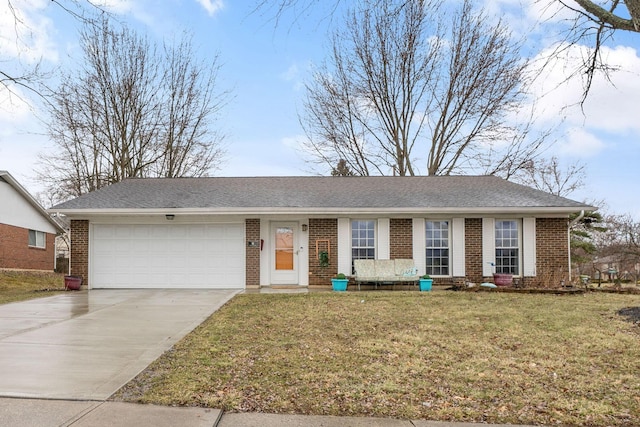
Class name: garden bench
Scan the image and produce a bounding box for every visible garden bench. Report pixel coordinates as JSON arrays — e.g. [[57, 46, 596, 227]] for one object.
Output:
[[353, 259, 419, 290]]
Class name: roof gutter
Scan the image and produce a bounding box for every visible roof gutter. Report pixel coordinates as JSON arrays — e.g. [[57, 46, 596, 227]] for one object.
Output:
[[49, 206, 594, 218]]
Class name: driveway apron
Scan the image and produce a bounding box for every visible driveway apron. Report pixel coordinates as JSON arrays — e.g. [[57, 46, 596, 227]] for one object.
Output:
[[0, 289, 238, 400]]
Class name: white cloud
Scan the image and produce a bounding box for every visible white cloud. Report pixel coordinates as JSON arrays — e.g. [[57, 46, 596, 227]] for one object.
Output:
[[196, 0, 224, 17], [279, 62, 307, 91], [0, 0, 58, 64], [93, 0, 134, 14], [530, 43, 640, 134], [0, 85, 31, 123], [280, 134, 306, 149], [558, 127, 605, 158]]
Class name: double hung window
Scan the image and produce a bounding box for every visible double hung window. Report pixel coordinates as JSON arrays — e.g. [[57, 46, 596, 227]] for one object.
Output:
[[495, 220, 519, 275], [426, 220, 449, 276], [28, 230, 46, 248], [351, 220, 375, 271]]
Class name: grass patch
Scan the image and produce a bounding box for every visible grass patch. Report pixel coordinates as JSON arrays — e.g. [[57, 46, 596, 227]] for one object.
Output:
[[0, 270, 66, 304], [115, 292, 640, 426]]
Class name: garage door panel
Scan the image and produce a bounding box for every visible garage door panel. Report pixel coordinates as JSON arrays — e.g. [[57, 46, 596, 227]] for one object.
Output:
[[92, 223, 245, 289]]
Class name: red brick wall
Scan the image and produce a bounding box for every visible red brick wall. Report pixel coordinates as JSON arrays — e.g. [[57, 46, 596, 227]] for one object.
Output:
[[390, 218, 412, 259], [245, 219, 260, 288], [465, 218, 483, 284], [70, 220, 89, 285], [534, 217, 569, 287], [0, 223, 56, 270], [308, 218, 338, 286]]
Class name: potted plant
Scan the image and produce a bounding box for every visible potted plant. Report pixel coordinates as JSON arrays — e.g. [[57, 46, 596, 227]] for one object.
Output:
[[64, 275, 83, 291], [331, 273, 349, 291], [418, 274, 433, 292], [492, 273, 513, 287]]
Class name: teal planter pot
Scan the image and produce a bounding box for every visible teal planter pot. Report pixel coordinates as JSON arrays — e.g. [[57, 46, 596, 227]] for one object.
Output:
[[419, 278, 433, 292], [331, 278, 349, 292]]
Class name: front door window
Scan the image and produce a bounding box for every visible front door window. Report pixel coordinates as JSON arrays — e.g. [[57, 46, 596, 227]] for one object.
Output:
[[275, 226, 294, 270], [271, 222, 299, 285]]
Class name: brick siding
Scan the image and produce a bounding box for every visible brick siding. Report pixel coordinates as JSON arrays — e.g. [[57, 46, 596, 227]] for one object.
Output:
[[63, 215, 571, 289], [245, 219, 260, 288], [0, 223, 56, 270], [464, 218, 483, 284], [390, 218, 413, 259], [308, 218, 338, 286], [70, 220, 89, 285], [534, 217, 569, 287]]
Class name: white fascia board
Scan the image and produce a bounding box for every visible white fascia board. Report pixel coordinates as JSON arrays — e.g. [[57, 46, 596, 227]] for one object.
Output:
[[1, 171, 66, 233], [50, 206, 593, 218]]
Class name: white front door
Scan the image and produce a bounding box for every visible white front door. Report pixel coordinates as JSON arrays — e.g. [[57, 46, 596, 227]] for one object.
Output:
[[270, 222, 299, 285]]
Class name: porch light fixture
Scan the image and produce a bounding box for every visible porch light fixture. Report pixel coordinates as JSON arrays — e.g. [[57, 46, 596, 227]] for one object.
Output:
[[165, 214, 175, 220], [301, 224, 308, 231]]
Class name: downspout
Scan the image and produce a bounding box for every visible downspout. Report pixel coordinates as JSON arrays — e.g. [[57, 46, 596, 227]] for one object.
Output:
[[568, 210, 585, 283]]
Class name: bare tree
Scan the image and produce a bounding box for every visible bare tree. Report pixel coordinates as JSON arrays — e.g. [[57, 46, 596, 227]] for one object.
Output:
[[567, 1, 640, 32], [37, 17, 228, 202], [255, 0, 640, 102], [301, 0, 540, 177], [594, 213, 640, 282], [545, 0, 638, 100], [2, 0, 101, 100], [512, 156, 586, 197]]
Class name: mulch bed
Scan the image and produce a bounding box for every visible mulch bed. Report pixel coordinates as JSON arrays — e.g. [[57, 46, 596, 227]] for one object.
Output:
[[618, 306, 640, 324], [457, 286, 640, 295]]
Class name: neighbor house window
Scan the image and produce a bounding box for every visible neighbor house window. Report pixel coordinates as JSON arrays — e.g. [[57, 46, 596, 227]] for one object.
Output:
[[351, 220, 376, 271], [28, 230, 46, 249], [495, 220, 519, 275], [426, 220, 449, 276]]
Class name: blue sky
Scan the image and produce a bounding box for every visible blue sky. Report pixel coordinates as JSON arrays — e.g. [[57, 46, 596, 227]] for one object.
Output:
[[1, 0, 639, 218]]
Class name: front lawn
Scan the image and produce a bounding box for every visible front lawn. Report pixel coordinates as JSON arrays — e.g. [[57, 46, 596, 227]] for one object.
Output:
[[115, 292, 640, 426], [0, 270, 66, 304]]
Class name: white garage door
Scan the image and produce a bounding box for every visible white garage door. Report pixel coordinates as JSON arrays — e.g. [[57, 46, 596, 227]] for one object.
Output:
[[91, 223, 245, 289]]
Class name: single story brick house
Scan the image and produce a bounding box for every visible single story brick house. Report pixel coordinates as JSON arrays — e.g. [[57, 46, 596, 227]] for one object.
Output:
[[50, 176, 594, 290], [0, 171, 65, 270]]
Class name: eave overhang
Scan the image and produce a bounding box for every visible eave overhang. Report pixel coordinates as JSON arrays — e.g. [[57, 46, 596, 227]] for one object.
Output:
[[50, 205, 596, 219]]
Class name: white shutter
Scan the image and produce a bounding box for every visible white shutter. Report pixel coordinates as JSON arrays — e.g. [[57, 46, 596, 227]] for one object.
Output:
[[337, 218, 351, 274], [412, 218, 426, 276], [377, 218, 390, 260], [482, 218, 495, 277], [522, 217, 536, 277], [452, 218, 465, 277]]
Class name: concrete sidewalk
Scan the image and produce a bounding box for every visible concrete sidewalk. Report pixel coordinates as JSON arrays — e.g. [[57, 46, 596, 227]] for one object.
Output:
[[0, 398, 535, 427]]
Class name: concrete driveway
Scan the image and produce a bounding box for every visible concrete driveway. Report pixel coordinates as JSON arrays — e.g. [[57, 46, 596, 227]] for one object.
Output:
[[0, 289, 239, 400]]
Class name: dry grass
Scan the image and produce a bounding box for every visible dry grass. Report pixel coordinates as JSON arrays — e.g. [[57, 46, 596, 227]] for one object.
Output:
[[115, 291, 640, 426], [0, 270, 66, 304]]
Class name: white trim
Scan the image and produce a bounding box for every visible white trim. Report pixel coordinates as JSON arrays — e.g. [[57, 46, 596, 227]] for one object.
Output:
[[1, 171, 64, 234], [452, 218, 465, 277], [482, 218, 495, 277], [412, 218, 426, 276], [522, 217, 536, 277], [53, 206, 589, 217], [260, 220, 270, 286], [299, 219, 309, 286], [377, 218, 390, 260], [337, 218, 351, 275]]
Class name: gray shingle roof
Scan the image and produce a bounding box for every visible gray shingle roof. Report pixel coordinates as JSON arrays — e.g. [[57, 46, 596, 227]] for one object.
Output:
[[51, 176, 593, 214]]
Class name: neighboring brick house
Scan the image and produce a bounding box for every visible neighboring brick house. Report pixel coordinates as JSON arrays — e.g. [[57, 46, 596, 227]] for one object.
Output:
[[50, 176, 594, 290], [0, 171, 64, 271]]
